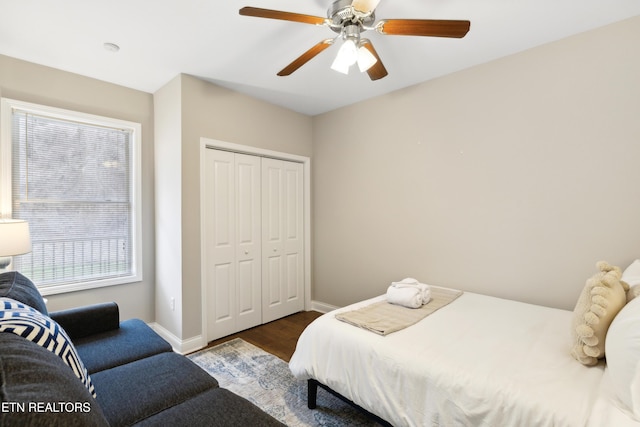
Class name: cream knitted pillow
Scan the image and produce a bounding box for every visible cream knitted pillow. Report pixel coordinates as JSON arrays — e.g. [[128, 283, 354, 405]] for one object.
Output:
[[570, 261, 628, 366]]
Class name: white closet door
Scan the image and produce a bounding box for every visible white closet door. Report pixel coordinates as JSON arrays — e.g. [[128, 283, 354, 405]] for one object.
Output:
[[262, 157, 304, 323], [234, 153, 262, 331], [204, 149, 261, 341]]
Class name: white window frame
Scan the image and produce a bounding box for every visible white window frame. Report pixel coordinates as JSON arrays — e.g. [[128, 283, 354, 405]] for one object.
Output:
[[0, 98, 143, 295]]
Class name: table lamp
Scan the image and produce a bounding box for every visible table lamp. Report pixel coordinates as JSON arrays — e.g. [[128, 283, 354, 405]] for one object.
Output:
[[0, 219, 32, 270]]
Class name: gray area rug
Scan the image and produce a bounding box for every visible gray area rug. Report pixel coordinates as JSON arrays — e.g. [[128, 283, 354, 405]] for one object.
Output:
[[188, 338, 379, 427]]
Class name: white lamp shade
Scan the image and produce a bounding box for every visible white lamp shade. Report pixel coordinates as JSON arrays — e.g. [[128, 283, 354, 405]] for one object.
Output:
[[0, 220, 32, 257], [331, 39, 358, 74], [357, 45, 378, 72], [352, 0, 381, 14]]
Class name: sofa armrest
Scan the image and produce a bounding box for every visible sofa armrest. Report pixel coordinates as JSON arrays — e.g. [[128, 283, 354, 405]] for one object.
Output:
[[50, 302, 120, 340]]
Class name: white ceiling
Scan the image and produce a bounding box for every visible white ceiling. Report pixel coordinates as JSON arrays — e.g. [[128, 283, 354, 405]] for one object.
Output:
[[1, 0, 639, 116]]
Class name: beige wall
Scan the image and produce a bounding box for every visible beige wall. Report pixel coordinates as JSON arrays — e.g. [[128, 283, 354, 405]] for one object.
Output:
[[0, 54, 156, 321], [154, 74, 313, 340], [153, 75, 183, 336], [312, 16, 640, 310]]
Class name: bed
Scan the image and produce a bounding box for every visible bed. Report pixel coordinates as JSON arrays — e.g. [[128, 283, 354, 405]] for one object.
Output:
[[289, 288, 640, 426]]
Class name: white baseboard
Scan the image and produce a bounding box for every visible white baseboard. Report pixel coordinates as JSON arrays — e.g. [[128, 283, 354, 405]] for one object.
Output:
[[151, 302, 340, 354], [310, 300, 340, 314], [149, 322, 204, 355]]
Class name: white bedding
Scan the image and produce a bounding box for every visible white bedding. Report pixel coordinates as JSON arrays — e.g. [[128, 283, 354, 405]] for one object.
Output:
[[289, 291, 640, 427]]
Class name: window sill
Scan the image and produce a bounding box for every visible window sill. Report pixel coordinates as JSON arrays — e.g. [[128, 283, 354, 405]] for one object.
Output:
[[37, 274, 142, 296]]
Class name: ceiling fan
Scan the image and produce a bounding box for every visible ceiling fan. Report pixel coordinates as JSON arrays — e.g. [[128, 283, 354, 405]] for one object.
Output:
[[239, 0, 470, 80]]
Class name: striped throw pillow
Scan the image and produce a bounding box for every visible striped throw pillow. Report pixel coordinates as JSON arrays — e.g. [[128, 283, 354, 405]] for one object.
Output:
[[0, 297, 96, 397]]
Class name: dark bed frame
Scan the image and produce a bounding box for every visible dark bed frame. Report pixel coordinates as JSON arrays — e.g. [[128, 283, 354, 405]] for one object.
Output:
[[307, 379, 394, 426]]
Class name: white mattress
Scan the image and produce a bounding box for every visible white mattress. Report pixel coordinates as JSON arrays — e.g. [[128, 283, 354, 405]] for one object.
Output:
[[289, 291, 639, 427]]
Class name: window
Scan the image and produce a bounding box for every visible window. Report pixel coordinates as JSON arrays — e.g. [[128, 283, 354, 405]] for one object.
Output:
[[0, 99, 142, 295]]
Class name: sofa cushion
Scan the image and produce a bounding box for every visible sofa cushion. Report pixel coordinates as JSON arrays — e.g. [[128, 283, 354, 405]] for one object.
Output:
[[90, 352, 219, 427], [132, 388, 285, 427], [74, 318, 173, 374], [0, 271, 47, 314], [0, 297, 95, 397], [0, 333, 109, 427]]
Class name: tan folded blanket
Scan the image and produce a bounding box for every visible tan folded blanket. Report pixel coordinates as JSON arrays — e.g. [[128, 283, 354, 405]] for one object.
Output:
[[335, 287, 463, 336]]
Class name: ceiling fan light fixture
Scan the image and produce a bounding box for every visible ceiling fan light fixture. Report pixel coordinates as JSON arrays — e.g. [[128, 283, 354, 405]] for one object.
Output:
[[330, 38, 358, 74], [351, 0, 381, 15], [330, 57, 350, 74], [357, 45, 377, 72], [239, 3, 471, 81]]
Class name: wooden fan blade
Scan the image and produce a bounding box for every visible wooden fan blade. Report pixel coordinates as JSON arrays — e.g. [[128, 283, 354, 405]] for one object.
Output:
[[379, 19, 470, 38], [360, 40, 388, 81], [239, 7, 326, 26], [351, 0, 381, 14], [278, 39, 334, 76]]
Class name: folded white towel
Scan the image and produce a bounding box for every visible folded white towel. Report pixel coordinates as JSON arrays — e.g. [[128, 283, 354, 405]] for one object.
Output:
[[422, 286, 432, 304], [391, 277, 421, 287], [389, 278, 432, 306], [386, 285, 423, 308]]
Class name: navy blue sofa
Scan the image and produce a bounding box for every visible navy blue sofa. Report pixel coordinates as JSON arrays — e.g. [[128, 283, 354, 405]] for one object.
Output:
[[0, 272, 284, 427]]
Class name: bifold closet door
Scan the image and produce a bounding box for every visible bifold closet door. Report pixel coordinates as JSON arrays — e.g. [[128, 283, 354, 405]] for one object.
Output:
[[261, 158, 304, 323], [204, 149, 262, 341]]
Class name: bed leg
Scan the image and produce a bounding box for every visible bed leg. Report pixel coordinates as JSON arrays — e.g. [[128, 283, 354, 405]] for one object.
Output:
[[307, 379, 318, 409]]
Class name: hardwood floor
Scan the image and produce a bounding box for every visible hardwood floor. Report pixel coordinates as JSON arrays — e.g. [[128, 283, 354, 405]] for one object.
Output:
[[201, 310, 323, 362]]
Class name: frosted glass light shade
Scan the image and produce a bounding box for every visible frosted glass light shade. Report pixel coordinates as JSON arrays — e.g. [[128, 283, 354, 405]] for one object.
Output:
[[351, 0, 381, 14], [331, 39, 358, 74], [0, 220, 32, 257], [357, 46, 377, 72]]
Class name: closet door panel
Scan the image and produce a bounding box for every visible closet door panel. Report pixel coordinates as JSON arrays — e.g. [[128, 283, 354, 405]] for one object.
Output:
[[205, 149, 237, 339], [234, 153, 262, 331], [237, 259, 256, 312], [262, 159, 284, 319], [286, 253, 302, 300], [283, 162, 304, 303], [205, 150, 261, 340], [213, 263, 233, 322], [264, 165, 282, 244], [262, 158, 304, 323], [266, 256, 282, 305]]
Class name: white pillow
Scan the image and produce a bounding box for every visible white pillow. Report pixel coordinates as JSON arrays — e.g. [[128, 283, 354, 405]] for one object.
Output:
[[622, 260, 640, 284], [622, 260, 640, 302], [605, 296, 640, 418]]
